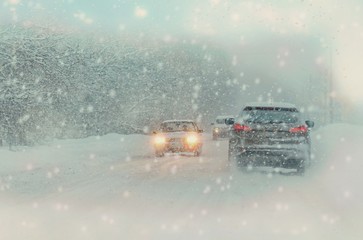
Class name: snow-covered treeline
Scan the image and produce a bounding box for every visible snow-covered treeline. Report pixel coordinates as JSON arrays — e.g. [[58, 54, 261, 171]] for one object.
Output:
[[0, 26, 235, 146]]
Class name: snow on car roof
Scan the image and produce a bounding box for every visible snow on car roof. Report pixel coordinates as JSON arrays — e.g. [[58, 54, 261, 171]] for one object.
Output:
[[243, 102, 298, 109], [216, 115, 234, 119], [162, 120, 196, 123]]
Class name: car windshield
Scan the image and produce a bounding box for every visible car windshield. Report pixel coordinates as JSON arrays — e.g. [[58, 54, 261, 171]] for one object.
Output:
[[160, 122, 196, 132], [243, 110, 299, 124]]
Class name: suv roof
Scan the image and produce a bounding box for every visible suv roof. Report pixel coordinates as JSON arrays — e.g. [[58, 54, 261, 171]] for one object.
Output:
[[242, 102, 298, 112], [243, 102, 297, 109], [162, 120, 195, 123]]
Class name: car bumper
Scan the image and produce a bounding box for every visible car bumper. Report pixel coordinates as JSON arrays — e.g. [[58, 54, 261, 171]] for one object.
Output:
[[232, 144, 309, 167], [155, 143, 202, 153]]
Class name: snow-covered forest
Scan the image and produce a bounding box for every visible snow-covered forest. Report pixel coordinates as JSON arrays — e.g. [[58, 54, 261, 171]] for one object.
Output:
[[0, 26, 236, 145], [0, 24, 346, 146]]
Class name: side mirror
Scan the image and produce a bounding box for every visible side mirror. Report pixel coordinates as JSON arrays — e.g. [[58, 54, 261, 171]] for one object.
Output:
[[198, 129, 203, 133], [305, 120, 314, 128], [225, 118, 235, 125]]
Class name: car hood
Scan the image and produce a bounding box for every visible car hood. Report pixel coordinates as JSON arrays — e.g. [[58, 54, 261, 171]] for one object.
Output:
[[161, 132, 199, 138]]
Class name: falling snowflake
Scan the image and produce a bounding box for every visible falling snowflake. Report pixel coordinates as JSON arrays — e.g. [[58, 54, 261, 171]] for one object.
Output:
[[135, 6, 148, 18]]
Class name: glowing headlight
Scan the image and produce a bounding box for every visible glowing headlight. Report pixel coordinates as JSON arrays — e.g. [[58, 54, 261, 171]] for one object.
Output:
[[186, 135, 198, 145], [154, 136, 166, 145], [214, 128, 219, 133]]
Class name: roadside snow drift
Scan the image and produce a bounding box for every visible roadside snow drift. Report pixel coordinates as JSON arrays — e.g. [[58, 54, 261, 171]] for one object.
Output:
[[0, 124, 362, 240]]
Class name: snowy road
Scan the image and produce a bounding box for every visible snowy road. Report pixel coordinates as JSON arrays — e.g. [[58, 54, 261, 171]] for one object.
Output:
[[1, 125, 363, 240]]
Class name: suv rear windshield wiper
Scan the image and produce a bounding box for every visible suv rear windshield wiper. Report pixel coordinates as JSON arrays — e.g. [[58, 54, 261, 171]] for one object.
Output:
[[268, 120, 284, 124], [246, 119, 284, 124]]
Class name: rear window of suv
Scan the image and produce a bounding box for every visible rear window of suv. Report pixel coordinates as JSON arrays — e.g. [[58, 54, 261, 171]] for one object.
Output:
[[242, 108, 300, 124], [243, 107, 298, 112]]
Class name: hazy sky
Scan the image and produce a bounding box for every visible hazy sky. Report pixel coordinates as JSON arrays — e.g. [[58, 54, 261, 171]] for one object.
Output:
[[1, 0, 363, 107]]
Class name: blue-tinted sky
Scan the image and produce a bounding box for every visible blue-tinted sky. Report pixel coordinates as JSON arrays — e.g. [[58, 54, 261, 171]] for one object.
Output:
[[1, 0, 194, 34], [1, 0, 363, 106]]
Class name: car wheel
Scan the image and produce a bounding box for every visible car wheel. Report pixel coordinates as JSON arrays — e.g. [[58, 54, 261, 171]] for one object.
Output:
[[236, 155, 249, 167], [306, 148, 312, 168], [193, 150, 201, 157], [236, 154, 252, 172], [228, 138, 240, 161], [296, 160, 305, 175], [227, 143, 237, 170], [155, 151, 164, 158], [228, 145, 236, 162]]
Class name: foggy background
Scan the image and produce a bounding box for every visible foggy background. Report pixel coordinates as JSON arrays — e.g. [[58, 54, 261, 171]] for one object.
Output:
[[1, 0, 363, 144]]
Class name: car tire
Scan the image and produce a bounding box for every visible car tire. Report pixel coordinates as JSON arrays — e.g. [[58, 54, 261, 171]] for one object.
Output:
[[228, 146, 236, 162], [306, 147, 312, 168], [227, 142, 237, 171], [296, 160, 305, 175], [228, 138, 239, 160], [236, 155, 249, 167], [193, 150, 201, 157], [155, 151, 164, 158]]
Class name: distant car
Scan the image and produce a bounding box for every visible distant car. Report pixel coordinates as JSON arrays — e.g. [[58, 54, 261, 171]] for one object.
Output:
[[227, 102, 314, 174], [211, 115, 234, 140], [152, 120, 203, 157]]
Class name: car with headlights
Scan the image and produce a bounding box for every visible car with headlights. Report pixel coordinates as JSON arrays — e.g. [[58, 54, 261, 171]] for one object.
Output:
[[227, 102, 314, 174], [211, 115, 234, 140], [152, 120, 203, 157]]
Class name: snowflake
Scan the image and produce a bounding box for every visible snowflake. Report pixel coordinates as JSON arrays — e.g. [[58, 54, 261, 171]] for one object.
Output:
[[109, 89, 116, 98], [73, 11, 93, 24], [87, 105, 94, 113], [203, 185, 211, 194], [135, 6, 148, 18], [123, 191, 130, 198]]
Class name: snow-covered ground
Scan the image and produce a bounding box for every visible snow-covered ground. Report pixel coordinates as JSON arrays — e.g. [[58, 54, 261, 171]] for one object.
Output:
[[0, 124, 362, 240]]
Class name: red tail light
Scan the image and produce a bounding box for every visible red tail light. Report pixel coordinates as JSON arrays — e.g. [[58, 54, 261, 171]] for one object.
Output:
[[289, 125, 308, 133], [234, 123, 251, 132]]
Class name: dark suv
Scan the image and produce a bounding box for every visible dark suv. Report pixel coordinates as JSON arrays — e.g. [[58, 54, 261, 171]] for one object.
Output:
[[227, 103, 314, 174]]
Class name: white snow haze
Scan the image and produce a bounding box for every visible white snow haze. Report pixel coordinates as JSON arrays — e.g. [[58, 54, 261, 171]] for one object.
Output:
[[1, 0, 363, 239]]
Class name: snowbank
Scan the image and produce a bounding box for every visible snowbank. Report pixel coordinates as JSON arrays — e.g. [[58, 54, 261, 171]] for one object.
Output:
[[0, 124, 362, 239]]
